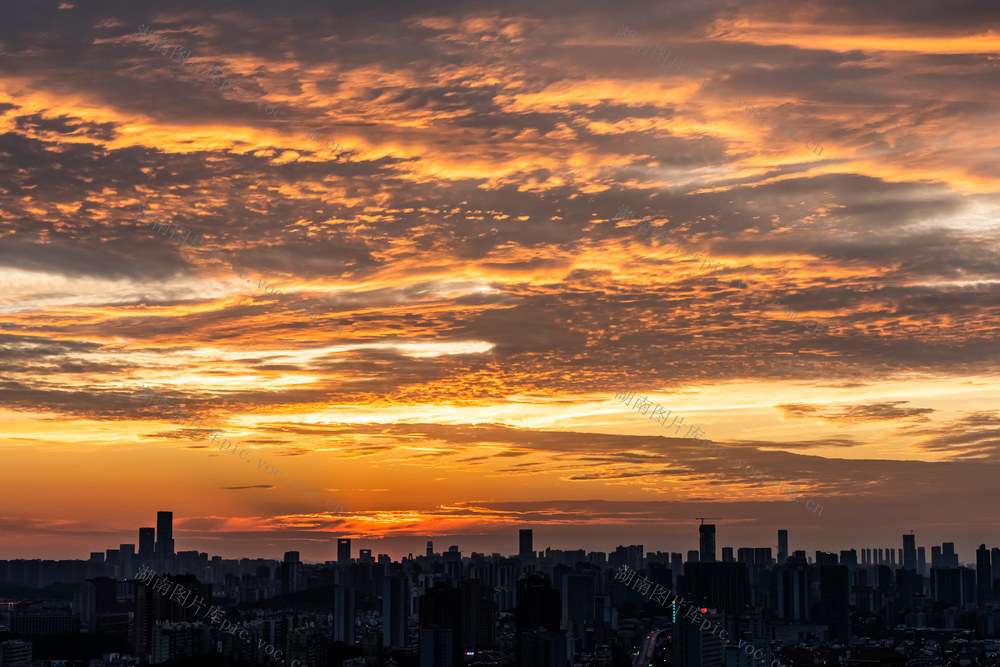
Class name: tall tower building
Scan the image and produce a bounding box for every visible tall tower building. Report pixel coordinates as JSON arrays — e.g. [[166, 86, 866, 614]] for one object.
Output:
[[338, 538, 351, 566], [819, 565, 851, 642], [426, 541, 433, 558], [942, 542, 958, 567], [281, 551, 302, 595], [903, 533, 916, 570], [155, 512, 174, 558], [333, 585, 355, 644], [699, 523, 716, 563], [778, 530, 789, 565], [383, 569, 408, 647], [138, 528, 155, 559], [519, 529, 534, 561], [918, 547, 927, 576], [977, 544, 992, 605], [516, 574, 562, 663], [419, 583, 463, 666]]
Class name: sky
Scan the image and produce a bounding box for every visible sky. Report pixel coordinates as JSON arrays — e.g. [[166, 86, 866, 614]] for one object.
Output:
[[1, 0, 999, 564]]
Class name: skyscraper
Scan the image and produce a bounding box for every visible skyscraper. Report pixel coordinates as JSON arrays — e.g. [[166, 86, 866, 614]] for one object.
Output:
[[977, 544, 992, 605], [819, 564, 850, 642], [426, 541, 433, 558], [943, 542, 958, 568], [155, 512, 173, 558], [516, 574, 562, 664], [119, 543, 135, 577], [519, 529, 533, 561], [333, 585, 355, 644], [338, 538, 351, 566], [684, 562, 749, 612], [699, 523, 716, 563], [281, 551, 301, 595], [383, 568, 408, 647], [419, 583, 463, 666], [138, 527, 155, 559], [778, 529, 788, 565], [903, 533, 916, 570]]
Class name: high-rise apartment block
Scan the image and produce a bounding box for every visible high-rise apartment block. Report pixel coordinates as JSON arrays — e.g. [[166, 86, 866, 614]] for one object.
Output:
[[155, 512, 173, 558]]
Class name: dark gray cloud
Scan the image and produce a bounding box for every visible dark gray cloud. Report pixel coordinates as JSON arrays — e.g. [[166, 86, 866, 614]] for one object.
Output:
[[777, 401, 936, 423]]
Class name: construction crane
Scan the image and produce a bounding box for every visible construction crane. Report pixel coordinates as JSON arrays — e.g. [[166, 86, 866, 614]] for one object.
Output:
[[695, 517, 722, 525]]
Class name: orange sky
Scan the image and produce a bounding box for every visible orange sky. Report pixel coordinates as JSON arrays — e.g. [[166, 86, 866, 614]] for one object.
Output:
[[1, 0, 999, 563]]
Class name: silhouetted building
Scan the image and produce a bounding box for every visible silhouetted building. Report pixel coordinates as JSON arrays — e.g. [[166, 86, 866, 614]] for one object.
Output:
[[896, 568, 922, 614], [699, 524, 716, 563], [978, 544, 992, 605], [683, 562, 750, 613], [611, 545, 643, 572], [819, 565, 850, 642], [134, 573, 209, 654], [516, 574, 561, 663], [150, 621, 213, 663], [138, 528, 155, 559], [118, 544, 135, 576], [383, 569, 408, 648], [0, 640, 32, 666], [10, 614, 79, 635], [903, 533, 916, 571], [943, 542, 959, 568], [673, 608, 724, 667], [520, 529, 534, 562], [777, 559, 810, 621], [519, 629, 567, 667], [560, 571, 595, 653], [333, 584, 355, 644], [155, 512, 173, 559], [932, 567, 964, 607], [77, 576, 118, 633], [419, 628, 456, 667], [420, 583, 462, 666], [778, 529, 788, 565], [280, 554, 301, 596], [338, 538, 351, 566]]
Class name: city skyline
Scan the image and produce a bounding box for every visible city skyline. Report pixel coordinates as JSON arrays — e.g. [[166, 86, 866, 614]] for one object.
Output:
[[2, 1, 1000, 572], [5, 512, 1000, 664], [6, 510, 998, 568]]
